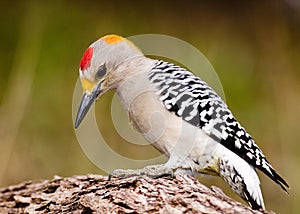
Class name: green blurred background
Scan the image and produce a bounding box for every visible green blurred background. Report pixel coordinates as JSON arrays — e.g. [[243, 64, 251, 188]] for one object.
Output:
[[0, 0, 299, 213]]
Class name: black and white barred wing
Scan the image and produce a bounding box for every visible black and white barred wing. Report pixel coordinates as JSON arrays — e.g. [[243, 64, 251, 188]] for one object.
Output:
[[149, 60, 288, 191]]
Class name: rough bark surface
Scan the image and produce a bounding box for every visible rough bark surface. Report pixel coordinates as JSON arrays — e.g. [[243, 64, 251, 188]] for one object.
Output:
[[0, 174, 274, 214]]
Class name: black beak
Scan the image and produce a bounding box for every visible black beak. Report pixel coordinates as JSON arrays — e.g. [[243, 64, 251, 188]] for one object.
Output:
[[74, 83, 101, 128]]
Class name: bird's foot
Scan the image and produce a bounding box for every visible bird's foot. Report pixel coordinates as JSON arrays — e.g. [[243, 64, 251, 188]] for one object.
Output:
[[108, 164, 174, 180]]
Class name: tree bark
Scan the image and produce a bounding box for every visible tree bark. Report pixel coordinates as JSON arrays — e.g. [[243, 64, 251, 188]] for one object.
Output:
[[0, 174, 274, 214]]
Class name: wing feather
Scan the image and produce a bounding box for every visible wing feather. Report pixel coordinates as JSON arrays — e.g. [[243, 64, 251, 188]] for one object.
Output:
[[149, 60, 289, 191]]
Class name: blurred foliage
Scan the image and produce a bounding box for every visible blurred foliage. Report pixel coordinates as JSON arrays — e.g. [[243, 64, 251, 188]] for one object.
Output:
[[0, 0, 299, 213]]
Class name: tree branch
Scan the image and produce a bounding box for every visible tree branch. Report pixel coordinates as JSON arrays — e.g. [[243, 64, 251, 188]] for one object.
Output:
[[0, 174, 274, 213]]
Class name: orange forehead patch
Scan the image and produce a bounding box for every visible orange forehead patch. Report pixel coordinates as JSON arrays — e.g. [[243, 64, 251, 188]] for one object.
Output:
[[100, 35, 124, 44]]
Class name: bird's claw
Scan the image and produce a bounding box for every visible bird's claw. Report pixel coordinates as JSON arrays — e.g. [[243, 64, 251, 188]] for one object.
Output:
[[108, 164, 174, 180]]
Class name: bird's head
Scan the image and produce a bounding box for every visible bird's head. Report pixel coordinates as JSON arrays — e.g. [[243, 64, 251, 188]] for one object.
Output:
[[74, 34, 142, 128]]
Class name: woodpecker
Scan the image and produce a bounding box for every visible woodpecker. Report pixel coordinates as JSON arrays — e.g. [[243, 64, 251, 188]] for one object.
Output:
[[74, 34, 288, 210]]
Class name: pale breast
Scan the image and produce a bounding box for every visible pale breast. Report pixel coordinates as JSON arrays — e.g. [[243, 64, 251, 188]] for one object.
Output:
[[128, 89, 218, 168]]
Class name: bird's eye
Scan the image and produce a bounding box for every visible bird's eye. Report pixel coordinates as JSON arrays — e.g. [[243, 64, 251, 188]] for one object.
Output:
[[96, 64, 107, 79]]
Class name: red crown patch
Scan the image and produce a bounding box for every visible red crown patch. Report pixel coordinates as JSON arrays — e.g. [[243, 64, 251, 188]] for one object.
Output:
[[80, 47, 93, 71]]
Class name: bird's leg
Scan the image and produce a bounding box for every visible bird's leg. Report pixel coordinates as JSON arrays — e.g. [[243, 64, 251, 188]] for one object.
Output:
[[108, 164, 174, 180]]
